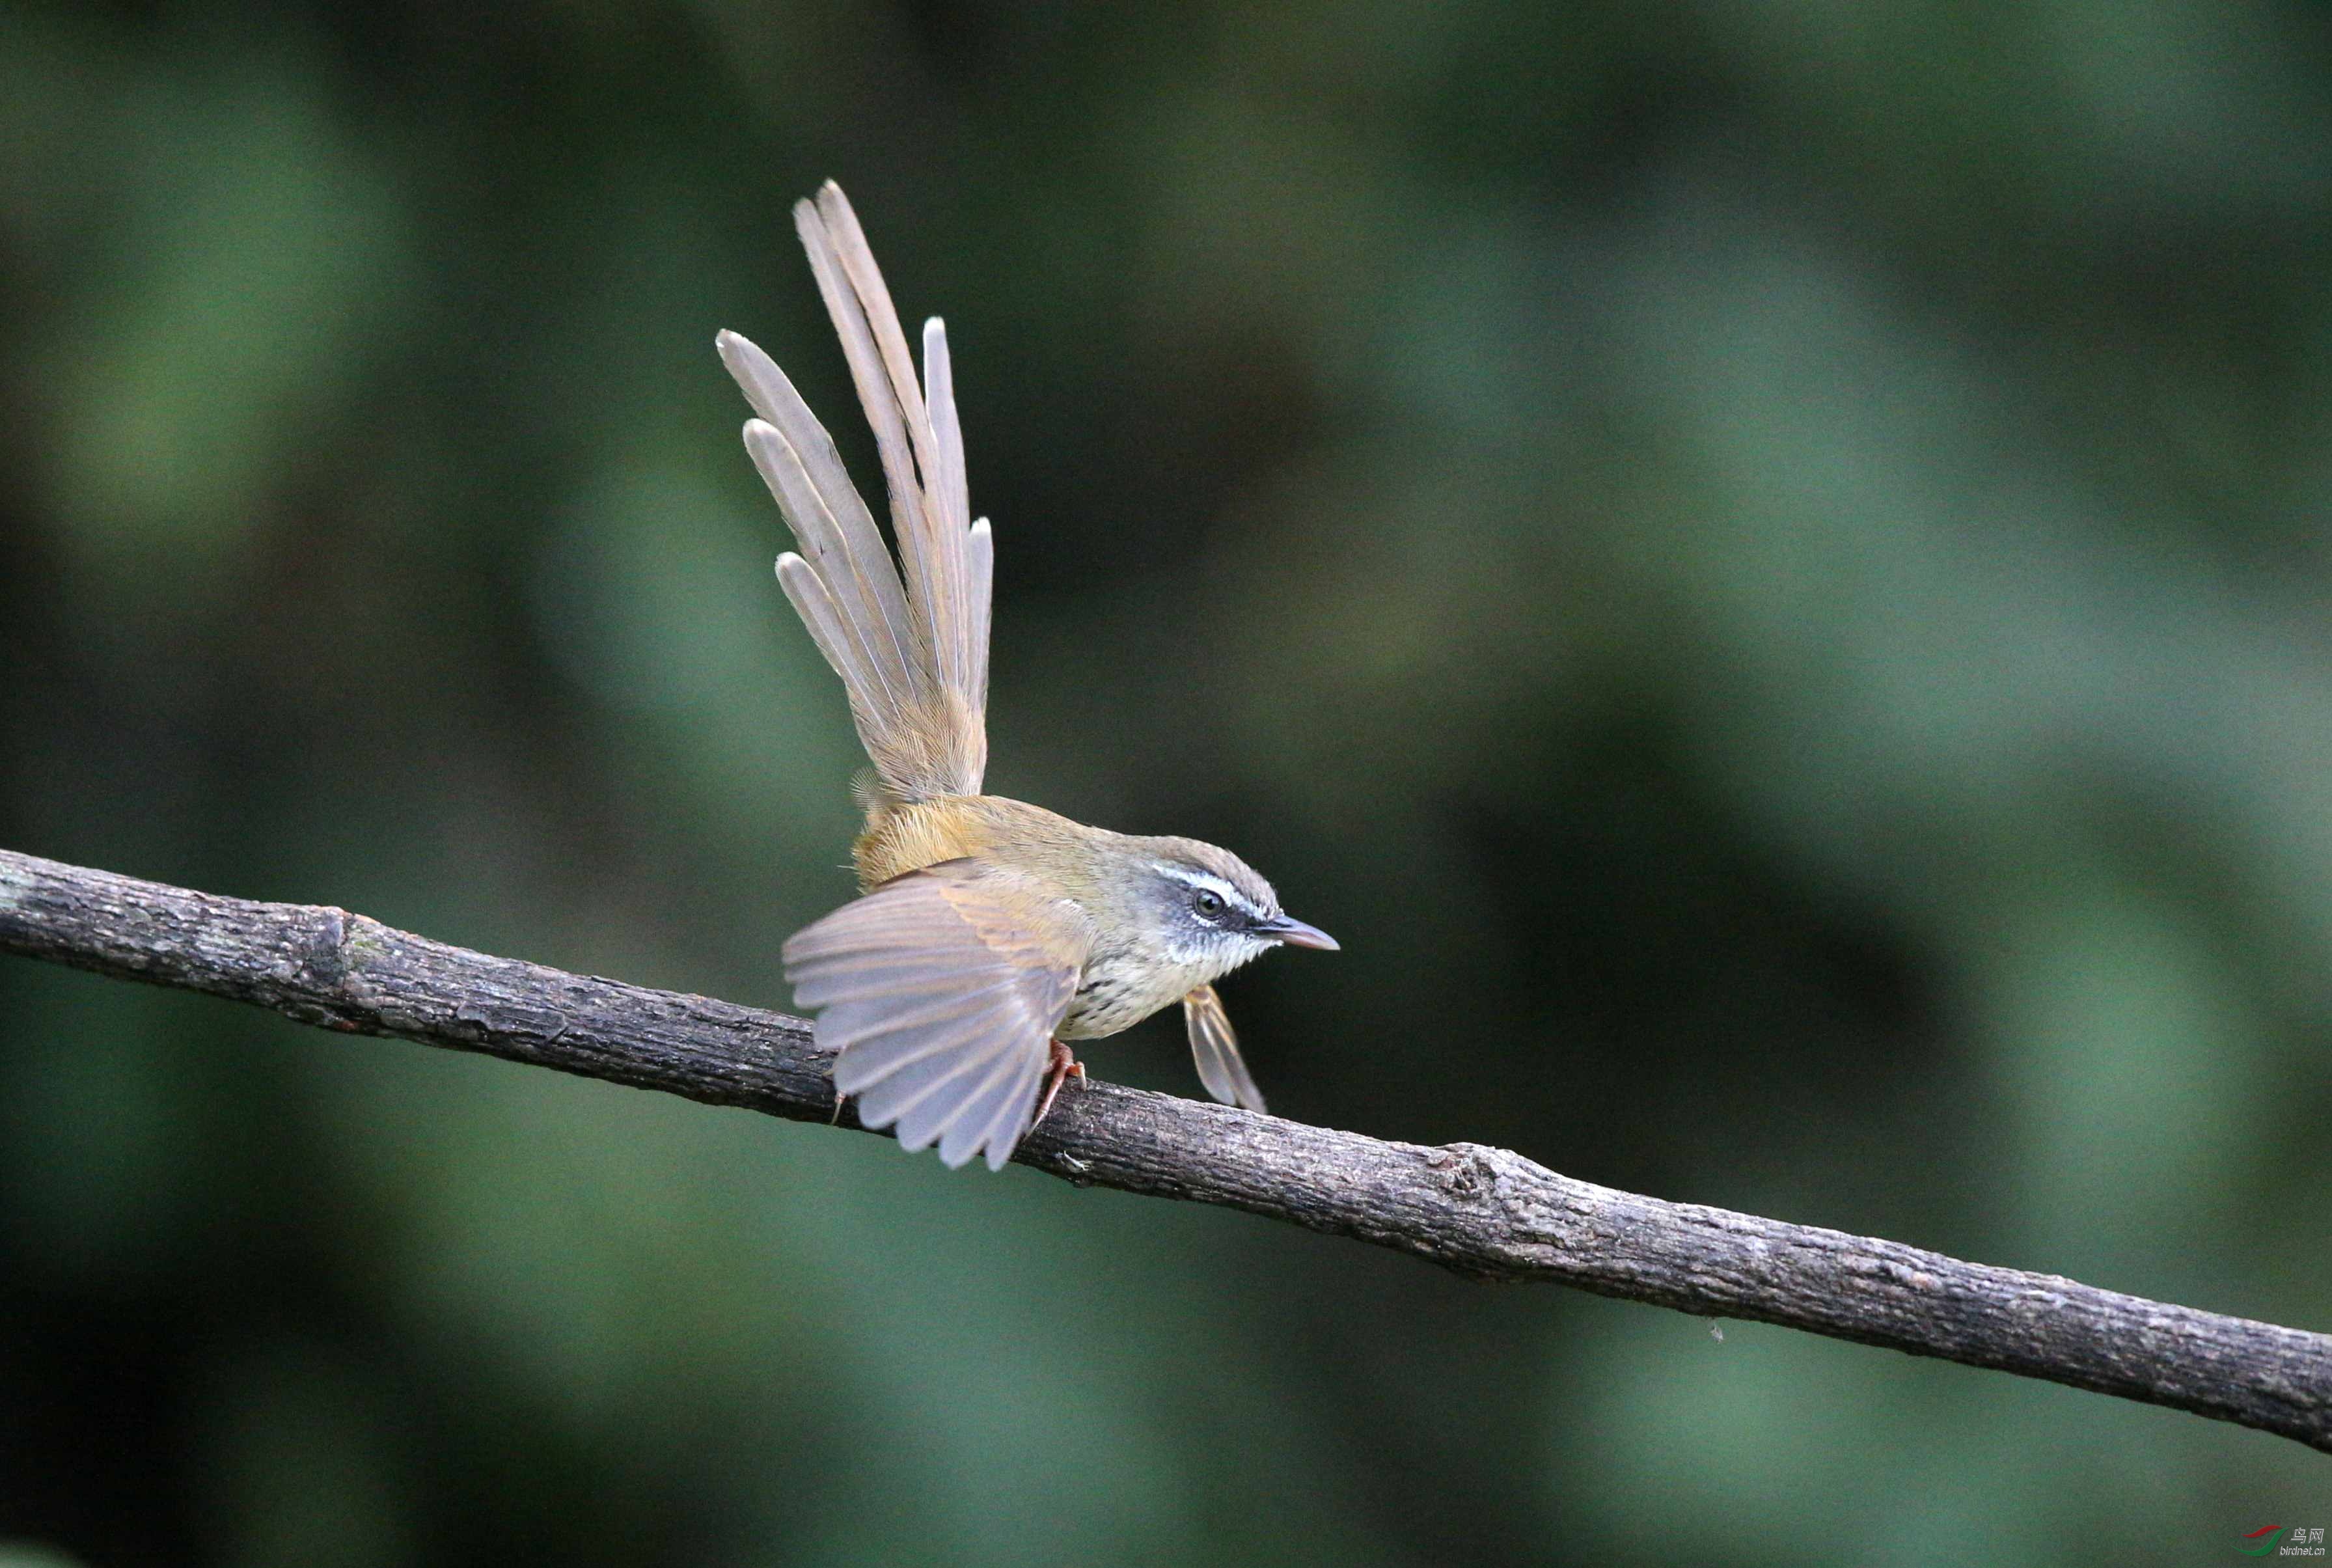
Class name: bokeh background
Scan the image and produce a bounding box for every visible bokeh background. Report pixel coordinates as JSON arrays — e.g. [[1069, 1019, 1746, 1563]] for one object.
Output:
[[3, 1, 2330, 1562]]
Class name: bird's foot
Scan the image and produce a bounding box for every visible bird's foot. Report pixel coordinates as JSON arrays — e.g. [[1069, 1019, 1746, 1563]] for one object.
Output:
[[1030, 1039, 1086, 1132], [830, 1086, 849, 1125]]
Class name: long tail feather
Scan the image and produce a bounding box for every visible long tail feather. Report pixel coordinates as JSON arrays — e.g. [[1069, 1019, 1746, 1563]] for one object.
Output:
[[920, 316, 976, 695], [720, 180, 992, 802], [721, 333, 921, 709], [804, 184, 984, 778], [743, 417, 916, 717]]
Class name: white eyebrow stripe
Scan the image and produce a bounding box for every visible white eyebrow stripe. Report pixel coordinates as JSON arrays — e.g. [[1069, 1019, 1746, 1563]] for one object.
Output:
[[1151, 864, 1267, 916]]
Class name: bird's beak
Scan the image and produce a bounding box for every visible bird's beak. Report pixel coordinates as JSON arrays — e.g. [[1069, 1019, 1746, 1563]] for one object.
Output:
[[1259, 915, 1339, 951]]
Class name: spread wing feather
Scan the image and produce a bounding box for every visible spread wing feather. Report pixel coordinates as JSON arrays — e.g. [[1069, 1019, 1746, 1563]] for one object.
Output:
[[785, 866, 1077, 1170], [1183, 984, 1267, 1113]]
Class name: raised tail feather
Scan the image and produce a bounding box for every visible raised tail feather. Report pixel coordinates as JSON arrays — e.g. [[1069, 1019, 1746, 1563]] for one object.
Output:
[[717, 180, 992, 803]]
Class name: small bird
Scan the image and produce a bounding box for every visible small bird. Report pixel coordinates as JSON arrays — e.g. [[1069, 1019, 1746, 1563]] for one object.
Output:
[[717, 182, 1336, 1171]]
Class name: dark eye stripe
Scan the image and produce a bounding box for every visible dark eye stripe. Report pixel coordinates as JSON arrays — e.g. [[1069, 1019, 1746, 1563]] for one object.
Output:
[[1160, 865, 1270, 927]]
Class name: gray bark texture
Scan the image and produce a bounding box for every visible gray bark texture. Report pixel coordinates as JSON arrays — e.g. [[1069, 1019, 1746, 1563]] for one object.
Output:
[[1, 846, 2325, 1451]]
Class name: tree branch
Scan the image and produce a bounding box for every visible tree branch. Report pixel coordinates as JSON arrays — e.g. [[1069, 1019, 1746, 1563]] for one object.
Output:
[[1, 846, 2325, 1452]]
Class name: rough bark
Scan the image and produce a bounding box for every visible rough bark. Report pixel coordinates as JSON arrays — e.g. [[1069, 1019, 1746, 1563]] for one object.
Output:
[[1, 846, 2325, 1451]]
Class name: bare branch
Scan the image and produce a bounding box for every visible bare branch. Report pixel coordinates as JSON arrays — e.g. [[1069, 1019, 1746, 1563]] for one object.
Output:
[[1, 846, 2325, 1451]]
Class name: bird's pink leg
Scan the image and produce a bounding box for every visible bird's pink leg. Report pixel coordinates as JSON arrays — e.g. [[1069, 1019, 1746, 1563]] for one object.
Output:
[[1030, 1038, 1087, 1132]]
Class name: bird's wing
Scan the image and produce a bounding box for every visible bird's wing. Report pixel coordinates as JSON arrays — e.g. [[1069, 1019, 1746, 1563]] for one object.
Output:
[[784, 864, 1078, 1170], [1183, 983, 1267, 1113]]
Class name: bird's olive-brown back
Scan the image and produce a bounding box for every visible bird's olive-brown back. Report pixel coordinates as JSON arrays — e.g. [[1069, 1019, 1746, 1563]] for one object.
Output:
[[854, 794, 1101, 892]]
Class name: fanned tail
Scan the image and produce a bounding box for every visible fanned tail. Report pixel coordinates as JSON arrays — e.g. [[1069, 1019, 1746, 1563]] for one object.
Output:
[[717, 180, 993, 803]]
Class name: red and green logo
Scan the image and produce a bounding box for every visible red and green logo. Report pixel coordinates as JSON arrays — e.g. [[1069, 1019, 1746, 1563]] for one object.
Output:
[[2245, 1527, 2290, 1556]]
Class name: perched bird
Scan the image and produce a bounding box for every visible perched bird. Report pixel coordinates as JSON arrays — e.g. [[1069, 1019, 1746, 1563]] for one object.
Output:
[[717, 182, 1336, 1171]]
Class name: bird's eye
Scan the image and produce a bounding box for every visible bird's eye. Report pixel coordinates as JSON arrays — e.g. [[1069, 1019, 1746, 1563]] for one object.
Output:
[[1192, 889, 1226, 921]]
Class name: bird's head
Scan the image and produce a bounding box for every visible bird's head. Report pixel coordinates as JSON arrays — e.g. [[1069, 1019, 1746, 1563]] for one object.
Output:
[[1116, 834, 1338, 981]]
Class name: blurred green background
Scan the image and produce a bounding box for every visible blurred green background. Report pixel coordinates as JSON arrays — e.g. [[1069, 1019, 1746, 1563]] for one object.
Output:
[[3, 0, 2330, 1562]]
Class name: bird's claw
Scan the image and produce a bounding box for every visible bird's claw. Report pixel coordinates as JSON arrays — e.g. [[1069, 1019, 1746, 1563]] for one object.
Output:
[[1030, 1039, 1086, 1133]]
